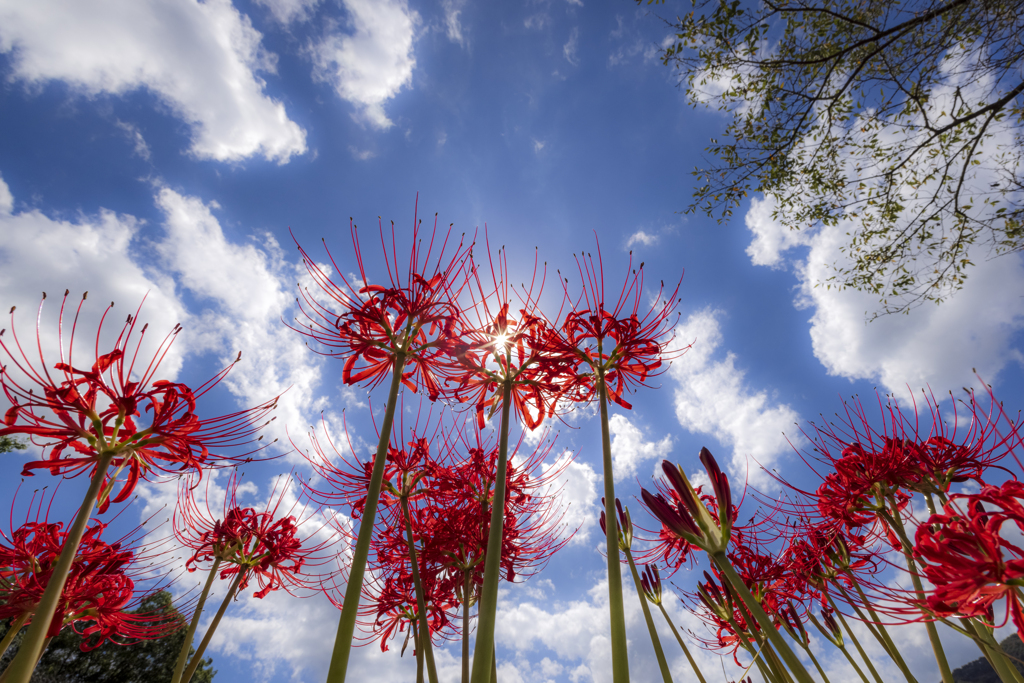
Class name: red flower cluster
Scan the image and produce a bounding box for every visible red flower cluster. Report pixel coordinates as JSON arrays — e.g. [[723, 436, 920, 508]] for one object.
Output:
[[0, 517, 171, 650], [0, 292, 279, 511], [916, 480, 1024, 637]]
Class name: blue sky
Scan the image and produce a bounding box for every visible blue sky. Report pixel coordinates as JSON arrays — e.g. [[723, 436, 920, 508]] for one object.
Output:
[[2, 1, 1024, 682]]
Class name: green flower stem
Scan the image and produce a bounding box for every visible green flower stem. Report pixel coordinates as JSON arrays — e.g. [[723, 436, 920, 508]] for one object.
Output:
[[710, 552, 816, 683], [597, 371, 630, 683], [836, 576, 918, 683], [880, 498, 954, 683], [325, 354, 407, 683], [3, 452, 113, 683], [491, 643, 498, 683], [763, 642, 796, 683], [806, 611, 872, 683], [171, 558, 223, 683], [0, 614, 27, 661], [963, 618, 1024, 683], [800, 642, 832, 683], [399, 494, 439, 683], [413, 620, 425, 683], [655, 602, 709, 683], [469, 380, 513, 683], [462, 569, 472, 683], [623, 548, 673, 683], [182, 569, 245, 683], [824, 594, 884, 683]]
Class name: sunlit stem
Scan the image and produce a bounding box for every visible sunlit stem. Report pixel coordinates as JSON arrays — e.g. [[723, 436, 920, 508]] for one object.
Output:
[[325, 353, 407, 683], [835, 573, 918, 683], [824, 594, 885, 683], [171, 558, 223, 683], [469, 379, 514, 683], [798, 641, 832, 683], [3, 451, 114, 683], [655, 602, 709, 683], [0, 614, 28, 661], [623, 548, 673, 683], [710, 552, 816, 683], [597, 367, 630, 683], [412, 619, 425, 683], [182, 569, 245, 683], [400, 494, 439, 683], [807, 610, 872, 683], [763, 642, 796, 683], [963, 617, 1024, 683], [880, 497, 954, 683], [462, 569, 472, 683]]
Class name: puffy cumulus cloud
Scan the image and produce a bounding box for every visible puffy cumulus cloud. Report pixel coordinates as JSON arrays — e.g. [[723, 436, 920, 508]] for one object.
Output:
[[0, 0, 306, 163], [253, 0, 321, 25], [609, 414, 673, 482], [670, 308, 801, 482], [153, 187, 328, 450], [0, 173, 188, 389], [495, 576, 742, 683], [745, 204, 1024, 402], [310, 0, 418, 130], [540, 451, 600, 545], [625, 230, 658, 248]]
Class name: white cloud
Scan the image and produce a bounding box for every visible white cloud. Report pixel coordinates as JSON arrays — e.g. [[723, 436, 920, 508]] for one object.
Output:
[[670, 308, 802, 482], [349, 146, 376, 160], [609, 414, 673, 482], [744, 195, 808, 267], [524, 13, 549, 31], [441, 0, 467, 47], [0, 0, 307, 163], [115, 120, 151, 161], [533, 139, 546, 153], [625, 230, 658, 248], [310, 0, 418, 130], [254, 0, 321, 25], [153, 186, 328, 450], [541, 451, 600, 545], [0, 173, 188, 389], [563, 27, 580, 66]]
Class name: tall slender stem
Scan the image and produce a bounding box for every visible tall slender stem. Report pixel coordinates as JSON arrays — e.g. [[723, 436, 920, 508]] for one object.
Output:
[[710, 552, 816, 683], [623, 549, 673, 683], [470, 381, 513, 683], [4, 453, 113, 683], [182, 569, 245, 683], [400, 494, 439, 683], [171, 558, 223, 683], [836, 576, 918, 683], [597, 371, 630, 683], [462, 569, 472, 683], [825, 595, 884, 683], [0, 614, 28, 661], [656, 602, 709, 683], [881, 499, 954, 683], [413, 619, 425, 683], [325, 355, 407, 683]]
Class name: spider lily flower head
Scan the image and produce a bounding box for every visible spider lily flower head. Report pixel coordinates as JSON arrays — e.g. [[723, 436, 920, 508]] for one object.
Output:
[[915, 479, 1024, 640], [599, 497, 633, 551], [548, 240, 686, 410], [0, 499, 177, 650], [0, 292, 280, 512], [176, 470, 339, 600], [443, 239, 568, 430], [812, 606, 844, 647], [640, 564, 663, 605], [290, 198, 473, 400], [641, 448, 733, 554]]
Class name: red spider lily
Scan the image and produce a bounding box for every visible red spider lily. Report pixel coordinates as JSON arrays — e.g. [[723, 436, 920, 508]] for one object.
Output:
[[0, 291, 280, 512], [0, 513, 178, 651], [545, 243, 685, 410], [443, 242, 568, 430], [915, 480, 1024, 638], [289, 199, 473, 400], [787, 388, 1022, 533], [174, 470, 340, 599]]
